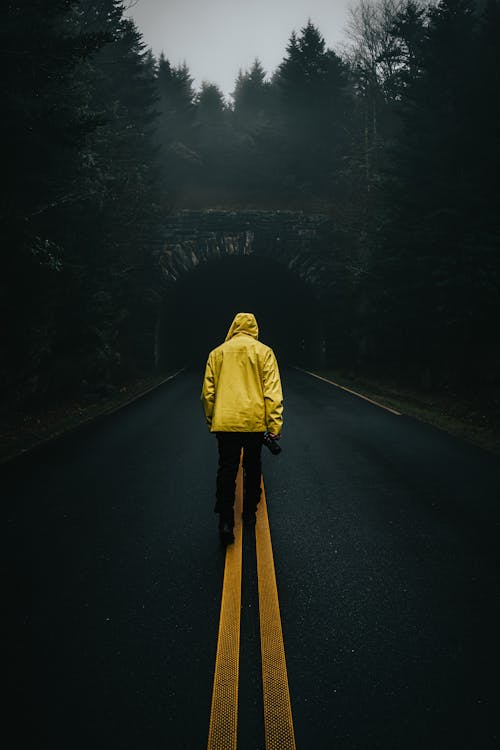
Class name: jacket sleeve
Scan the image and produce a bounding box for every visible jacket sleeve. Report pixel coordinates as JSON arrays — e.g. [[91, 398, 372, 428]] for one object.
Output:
[[262, 348, 283, 435], [201, 354, 216, 429]]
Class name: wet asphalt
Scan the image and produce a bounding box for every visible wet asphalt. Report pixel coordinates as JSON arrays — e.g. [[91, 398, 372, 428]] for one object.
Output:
[[4, 367, 500, 749]]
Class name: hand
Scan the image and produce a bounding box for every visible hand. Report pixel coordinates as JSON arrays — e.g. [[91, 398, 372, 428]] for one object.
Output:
[[268, 433, 280, 440]]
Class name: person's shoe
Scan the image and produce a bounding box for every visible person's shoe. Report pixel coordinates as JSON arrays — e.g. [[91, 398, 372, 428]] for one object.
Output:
[[219, 520, 235, 545], [242, 510, 256, 527]]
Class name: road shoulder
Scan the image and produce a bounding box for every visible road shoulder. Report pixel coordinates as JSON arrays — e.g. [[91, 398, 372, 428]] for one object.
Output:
[[299, 367, 500, 456], [0, 369, 184, 465]]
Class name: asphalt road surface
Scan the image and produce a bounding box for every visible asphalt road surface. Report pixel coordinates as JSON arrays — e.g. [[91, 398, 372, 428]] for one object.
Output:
[[5, 368, 500, 749]]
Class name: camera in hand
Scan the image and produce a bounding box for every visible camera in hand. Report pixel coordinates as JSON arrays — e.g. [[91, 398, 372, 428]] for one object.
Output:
[[263, 431, 282, 455]]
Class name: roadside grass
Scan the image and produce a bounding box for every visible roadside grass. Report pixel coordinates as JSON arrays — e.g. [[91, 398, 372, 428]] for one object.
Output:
[[314, 369, 500, 457], [0, 371, 181, 465]]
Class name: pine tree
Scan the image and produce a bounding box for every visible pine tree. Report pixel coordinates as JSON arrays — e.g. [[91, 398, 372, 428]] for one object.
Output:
[[1, 1, 163, 404], [232, 59, 270, 129], [156, 56, 200, 196], [69, 3, 162, 381], [157, 57, 196, 143], [196, 82, 227, 125], [274, 21, 351, 197], [194, 81, 234, 197], [389, 0, 428, 94], [1, 0, 109, 401], [370, 0, 500, 383]]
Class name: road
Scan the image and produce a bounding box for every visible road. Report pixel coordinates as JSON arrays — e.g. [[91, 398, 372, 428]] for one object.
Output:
[[4, 367, 500, 749]]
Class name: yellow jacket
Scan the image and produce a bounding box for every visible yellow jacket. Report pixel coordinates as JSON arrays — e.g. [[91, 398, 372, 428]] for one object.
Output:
[[201, 312, 283, 434]]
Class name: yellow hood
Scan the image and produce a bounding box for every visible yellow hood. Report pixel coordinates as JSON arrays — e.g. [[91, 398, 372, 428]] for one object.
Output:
[[201, 311, 283, 435], [225, 312, 259, 341]]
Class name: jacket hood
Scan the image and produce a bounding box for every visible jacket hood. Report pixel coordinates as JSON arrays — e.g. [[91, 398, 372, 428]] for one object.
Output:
[[225, 312, 259, 341]]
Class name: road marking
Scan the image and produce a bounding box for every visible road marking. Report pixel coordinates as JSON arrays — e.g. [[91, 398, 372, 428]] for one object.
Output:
[[2, 369, 187, 466], [297, 367, 402, 416], [207, 465, 296, 749], [102, 368, 186, 416], [256, 480, 297, 750], [207, 463, 243, 750]]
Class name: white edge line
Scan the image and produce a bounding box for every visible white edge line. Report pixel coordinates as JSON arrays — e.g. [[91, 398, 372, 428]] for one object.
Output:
[[295, 367, 402, 416], [100, 367, 186, 417], [3, 368, 187, 463]]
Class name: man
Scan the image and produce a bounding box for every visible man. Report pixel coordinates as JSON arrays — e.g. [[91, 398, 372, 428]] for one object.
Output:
[[201, 312, 283, 544]]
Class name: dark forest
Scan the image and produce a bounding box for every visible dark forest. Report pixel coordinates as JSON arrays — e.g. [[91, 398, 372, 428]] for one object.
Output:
[[2, 0, 500, 440]]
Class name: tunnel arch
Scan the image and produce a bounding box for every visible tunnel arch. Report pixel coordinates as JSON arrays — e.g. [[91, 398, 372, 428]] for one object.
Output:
[[156, 253, 326, 371], [154, 210, 338, 372]]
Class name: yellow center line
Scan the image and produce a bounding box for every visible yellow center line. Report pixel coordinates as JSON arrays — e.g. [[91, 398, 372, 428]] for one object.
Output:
[[207, 461, 243, 750], [297, 367, 402, 416], [256, 479, 297, 750], [207, 464, 296, 749]]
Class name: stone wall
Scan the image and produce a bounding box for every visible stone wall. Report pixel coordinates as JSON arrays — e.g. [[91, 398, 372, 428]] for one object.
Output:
[[157, 209, 335, 291], [152, 210, 340, 371]]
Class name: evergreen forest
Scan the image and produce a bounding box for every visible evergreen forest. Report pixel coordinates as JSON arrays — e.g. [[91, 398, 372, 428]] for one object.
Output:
[[2, 0, 500, 424]]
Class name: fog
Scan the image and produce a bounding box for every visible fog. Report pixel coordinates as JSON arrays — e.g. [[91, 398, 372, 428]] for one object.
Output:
[[127, 0, 352, 96]]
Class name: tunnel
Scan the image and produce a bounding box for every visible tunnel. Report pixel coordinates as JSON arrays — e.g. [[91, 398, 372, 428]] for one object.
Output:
[[155, 254, 325, 372]]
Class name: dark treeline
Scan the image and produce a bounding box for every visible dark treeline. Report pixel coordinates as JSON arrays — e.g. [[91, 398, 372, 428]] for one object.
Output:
[[2, 0, 500, 414], [2, 0, 162, 407]]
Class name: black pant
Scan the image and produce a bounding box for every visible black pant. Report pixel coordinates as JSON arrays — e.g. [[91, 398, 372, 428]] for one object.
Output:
[[215, 432, 264, 526]]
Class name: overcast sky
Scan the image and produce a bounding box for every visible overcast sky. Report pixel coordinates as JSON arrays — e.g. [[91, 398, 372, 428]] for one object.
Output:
[[126, 0, 353, 99]]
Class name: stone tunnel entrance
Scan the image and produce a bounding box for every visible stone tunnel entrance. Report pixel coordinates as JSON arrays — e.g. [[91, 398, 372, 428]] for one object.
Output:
[[153, 210, 337, 372], [156, 253, 325, 371]]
